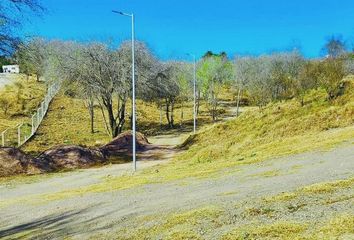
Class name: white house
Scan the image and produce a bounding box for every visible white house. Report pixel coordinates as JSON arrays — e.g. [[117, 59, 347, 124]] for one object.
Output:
[[2, 65, 20, 74]]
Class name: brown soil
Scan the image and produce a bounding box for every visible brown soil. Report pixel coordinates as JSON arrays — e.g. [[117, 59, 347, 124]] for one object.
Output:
[[100, 131, 150, 157], [36, 145, 106, 170], [0, 131, 157, 177], [0, 147, 42, 177]]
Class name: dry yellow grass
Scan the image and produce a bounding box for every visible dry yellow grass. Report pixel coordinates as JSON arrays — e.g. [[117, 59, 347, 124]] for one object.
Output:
[[0, 75, 46, 146], [22, 93, 215, 154], [4, 83, 353, 206], [0, 75, 45, 131]]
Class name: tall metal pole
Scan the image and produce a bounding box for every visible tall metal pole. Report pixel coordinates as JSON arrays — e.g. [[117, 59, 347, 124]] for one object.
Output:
[[187, 53, 197, 134], [112, 10, 137, 172], [193, 56, 196, 134], [131, 14, 137, 172]]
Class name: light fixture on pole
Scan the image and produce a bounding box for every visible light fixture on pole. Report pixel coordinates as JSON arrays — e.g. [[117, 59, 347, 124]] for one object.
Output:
[[187, 53, 197, 134], [113, 10, 137, 172]]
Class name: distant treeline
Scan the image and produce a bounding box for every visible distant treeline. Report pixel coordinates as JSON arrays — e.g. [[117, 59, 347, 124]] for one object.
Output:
[[2, 37, 353, 139]]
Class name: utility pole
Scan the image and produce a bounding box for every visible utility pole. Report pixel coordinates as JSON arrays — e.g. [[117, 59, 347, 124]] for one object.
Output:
[[113, 10, 137, 171], [187, 53, 197, 134]]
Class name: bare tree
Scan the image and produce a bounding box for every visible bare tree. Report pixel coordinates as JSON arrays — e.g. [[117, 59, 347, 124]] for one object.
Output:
[[234, 56, 253, 116], [0, 0, 43, 54], [296, 61, 320, 106], [319, 59, 345, 99], [269, 51, 304, 101], [246, 56, 273, 108], [144, 61, 180, 128], [322, 35, 347, 58], [15, 38, 47, 81]]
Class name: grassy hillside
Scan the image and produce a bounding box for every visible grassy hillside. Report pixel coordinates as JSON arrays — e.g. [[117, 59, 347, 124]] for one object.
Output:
[[1, 77, 353, 240], [0, 75, 45, 130], [22, 94, 217, 154], [173, 78, 354, 178], [20, 76, 354, 203], [0, 75, 46, 145], [3, 78, 353, 239]]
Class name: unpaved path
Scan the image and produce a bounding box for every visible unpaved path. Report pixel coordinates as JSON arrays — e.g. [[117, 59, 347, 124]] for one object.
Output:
[[0, 74, 12, 89], [0, 139, 353, 239]]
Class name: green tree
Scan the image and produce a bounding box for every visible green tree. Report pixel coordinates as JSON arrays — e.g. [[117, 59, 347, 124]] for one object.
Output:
[[197, 55, 233, 121]]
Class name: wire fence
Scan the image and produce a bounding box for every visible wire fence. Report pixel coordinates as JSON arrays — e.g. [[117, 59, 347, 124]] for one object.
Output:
[[1, 82, 61, 148]]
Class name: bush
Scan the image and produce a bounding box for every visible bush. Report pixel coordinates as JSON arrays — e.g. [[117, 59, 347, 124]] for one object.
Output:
[[0, 97, 12, 115]]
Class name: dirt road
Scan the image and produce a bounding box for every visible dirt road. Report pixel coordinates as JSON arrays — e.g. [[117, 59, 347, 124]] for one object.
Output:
[[0, 138, 353, 239], [0, 74, 12, 89]]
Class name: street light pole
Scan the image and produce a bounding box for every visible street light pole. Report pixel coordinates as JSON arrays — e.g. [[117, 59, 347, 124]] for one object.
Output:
[[113, 10, 137, 172], [193, 55, 196, 134], [187, 53, 197, 134]]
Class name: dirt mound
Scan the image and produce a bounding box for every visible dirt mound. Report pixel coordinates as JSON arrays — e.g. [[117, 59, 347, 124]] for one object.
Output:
[[101, 131, 150, 157], [1, 132, 152, 177], [0, 147, 43, 177], [36, 145, 106, 170]]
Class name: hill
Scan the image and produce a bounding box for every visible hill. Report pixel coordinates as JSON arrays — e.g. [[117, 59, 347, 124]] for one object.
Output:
[[0, 75, 46, 146], [0, 77, 353, 239], [19, 77, 354, 196], [22, 93, 228, 155]]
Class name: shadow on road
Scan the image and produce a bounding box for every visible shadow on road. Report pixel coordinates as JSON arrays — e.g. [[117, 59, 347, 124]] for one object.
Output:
[[0, 204, 108, 239]]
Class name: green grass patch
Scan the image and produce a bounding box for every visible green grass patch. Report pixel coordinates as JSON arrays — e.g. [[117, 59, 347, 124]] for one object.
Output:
[[316, 215, 354, 238], [301, 178, 354, 194], [265, 177, 354, 203], [222, 222, 308, 240]]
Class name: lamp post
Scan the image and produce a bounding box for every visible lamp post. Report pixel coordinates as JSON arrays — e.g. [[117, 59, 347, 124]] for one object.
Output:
[[113, 10, 137, 172], [187, 53, 197, 134]]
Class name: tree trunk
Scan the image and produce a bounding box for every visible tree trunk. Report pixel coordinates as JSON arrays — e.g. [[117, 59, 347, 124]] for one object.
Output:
[[170, 100, 174, 128], [159, 103, 163, 127], [104, 100, 118, 138], [88, 98, 94, 134], [211, 92, 218, 122], [236, 88, 242, 117], [196, 90, 201, 115], [212, 104, 217, 121], [117, 101, 126, 134], [300, 96, 304, 107], [165, 99, 171, 128], [180, 102, 184, 127]]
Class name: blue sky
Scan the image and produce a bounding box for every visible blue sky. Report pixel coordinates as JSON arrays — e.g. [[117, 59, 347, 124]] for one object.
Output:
[[23, 0, 354, 59]]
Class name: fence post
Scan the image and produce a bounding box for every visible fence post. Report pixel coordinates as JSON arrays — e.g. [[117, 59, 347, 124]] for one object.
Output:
[[3, 82, 60, 148], [37, 107, 41, 129], [31, 113, 36, 135], [1, 130, 6, 147], [41, 102, 45, 119]]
